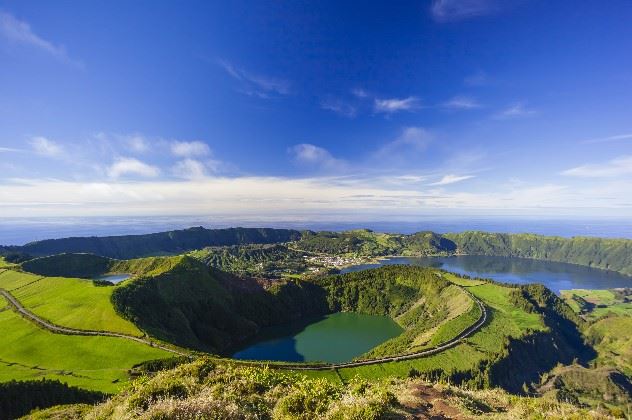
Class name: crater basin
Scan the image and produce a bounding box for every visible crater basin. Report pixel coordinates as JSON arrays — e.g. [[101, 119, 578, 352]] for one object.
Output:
[[232, 312, 403, 363]]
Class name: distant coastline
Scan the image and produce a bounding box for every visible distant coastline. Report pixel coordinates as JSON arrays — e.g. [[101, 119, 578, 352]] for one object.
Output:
[[3, 216, 632, 245]]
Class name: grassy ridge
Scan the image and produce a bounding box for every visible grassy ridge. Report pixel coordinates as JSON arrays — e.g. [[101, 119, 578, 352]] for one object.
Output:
[[0, 296, 171, 393]]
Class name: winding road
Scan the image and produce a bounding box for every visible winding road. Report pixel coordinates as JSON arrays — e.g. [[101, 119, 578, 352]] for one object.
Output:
[[280, 286, 488, 370]]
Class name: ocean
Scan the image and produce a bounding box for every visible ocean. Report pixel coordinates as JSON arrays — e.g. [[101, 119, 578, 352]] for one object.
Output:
[[1, 216, 632, 246]]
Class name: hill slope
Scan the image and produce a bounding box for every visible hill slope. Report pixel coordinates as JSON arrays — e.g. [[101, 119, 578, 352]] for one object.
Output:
[[2, 227, 301, 259]]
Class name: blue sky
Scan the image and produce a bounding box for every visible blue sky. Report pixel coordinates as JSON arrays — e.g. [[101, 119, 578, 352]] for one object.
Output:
[[1, 0, 631, 219]]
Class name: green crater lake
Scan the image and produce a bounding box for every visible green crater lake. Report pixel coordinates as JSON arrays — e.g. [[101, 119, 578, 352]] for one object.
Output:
[[232, 312, 403, 363]]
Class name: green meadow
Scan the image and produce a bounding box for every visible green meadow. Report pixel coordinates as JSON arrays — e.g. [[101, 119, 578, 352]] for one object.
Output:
[[0, 269, 142, 336], [0, 295, 171, 393], [561, 288, 632, 320]]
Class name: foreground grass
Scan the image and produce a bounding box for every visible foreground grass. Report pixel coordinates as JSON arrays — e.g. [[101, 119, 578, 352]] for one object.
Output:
[[0, 270, 142, 336], [26, 357, 620, 419], [0, 296, 171, 393]]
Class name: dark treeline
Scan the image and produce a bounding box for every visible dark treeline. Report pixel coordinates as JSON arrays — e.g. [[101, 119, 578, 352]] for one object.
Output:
[[0, 379, 106, 420]]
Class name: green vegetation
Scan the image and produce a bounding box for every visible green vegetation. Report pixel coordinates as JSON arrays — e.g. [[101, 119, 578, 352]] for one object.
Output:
[[21, 253, 113, 279], [560, 288, 632, 377], [189, 243, 308, 278], [562, 288, 632, 320], [0, 257, 17, 269], [537, 364, 631, 413], [446, 231, 632, 275], [111, 255, 328, 353], [0, 379, 105, 420], [5, 226, 632, 276], [29, 357, 622, 419], [295, 229, 455, 256], [0, 295, 172, 393], [335, 277, 592, 395], [3, 227, 302, 259], [586, 317, 632, 377], [0, 270, 142, 335], [111, 262, 479, 357]]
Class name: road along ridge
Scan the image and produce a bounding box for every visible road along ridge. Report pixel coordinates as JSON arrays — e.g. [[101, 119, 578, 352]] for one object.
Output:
[[0, 288, 190, 357], [274, 285, 487, 371]]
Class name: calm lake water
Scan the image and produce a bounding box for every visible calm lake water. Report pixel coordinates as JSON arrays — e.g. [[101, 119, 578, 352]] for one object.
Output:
[[232, 312, 403, 363], [93, 274, 131, 284], [342, 256, 632, 294]]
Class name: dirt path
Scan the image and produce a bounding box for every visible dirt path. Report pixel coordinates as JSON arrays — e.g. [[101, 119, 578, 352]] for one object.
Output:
[[402, 383, 466, 419], [0, 288, 190, 357]]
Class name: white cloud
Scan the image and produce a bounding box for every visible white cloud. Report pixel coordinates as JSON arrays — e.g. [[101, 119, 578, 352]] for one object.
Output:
[[0, 146, 21, 152], [441, 96, 482, 110], [493, 102, 536, 119], [320, 98, 357, 117], [172, 159, 208, 180], [431, 0, 502, 22], [2, 176, 630, 218], [127, 135, 149, 153], [107, 157, 160, 178], [170, 141, 211, 158], [374, 96, 420, 114], [0, 11, 81, 66], [376, 127, 432, 157], [219, 59, 290, 97], [429, 174, 475, 186], [29, 136, 63, 157], [289, 144, 346, 171], [583, 133, 632, 144], [562, 156, 632, 178], [351, 88, 369, 98]]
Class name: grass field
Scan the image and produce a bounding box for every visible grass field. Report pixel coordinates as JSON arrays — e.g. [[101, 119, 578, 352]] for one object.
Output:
[[0, 258, 16, 269], [0, 270, 142, 336], [586, 316, 632, 377], [0, 296, 172, 393], [561, 289, 632, 320]]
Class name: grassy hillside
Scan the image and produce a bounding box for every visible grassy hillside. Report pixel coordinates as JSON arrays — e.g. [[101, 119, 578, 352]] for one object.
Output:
[[5, 227, 302, 259], [0, 295, 171, 393], [560, 288, 632, 377], [561, 288, 632, 320], [111, 255, 329, 353], [0, 270, 142, 336]]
